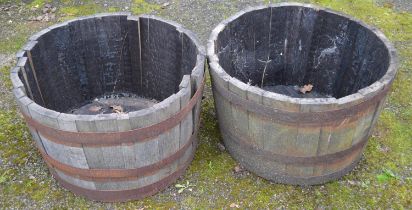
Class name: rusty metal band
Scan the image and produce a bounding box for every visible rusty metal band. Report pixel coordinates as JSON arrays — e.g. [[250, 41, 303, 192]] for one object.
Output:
[[49, 145, 195, 202], [213, 82, 388, 125], [221, 125, 368, 166], [24, 78, 205, 147], [37, 126, 198, 181]]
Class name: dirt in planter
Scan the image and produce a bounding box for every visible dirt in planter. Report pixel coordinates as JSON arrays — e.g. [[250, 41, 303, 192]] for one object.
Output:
[[67, 92, 158, 115]]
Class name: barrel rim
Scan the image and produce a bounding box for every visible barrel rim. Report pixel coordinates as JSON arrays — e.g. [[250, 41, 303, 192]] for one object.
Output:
[[12, 13, 206, 126], [207, 3, 399, 111]]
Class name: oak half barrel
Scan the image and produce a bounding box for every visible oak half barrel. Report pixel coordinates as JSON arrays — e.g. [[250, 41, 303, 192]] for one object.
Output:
[[207, 3, 398, 185], [11, 13, 205, 201]]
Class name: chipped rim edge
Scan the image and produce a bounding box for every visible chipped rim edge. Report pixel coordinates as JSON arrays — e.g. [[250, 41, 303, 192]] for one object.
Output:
[[207, 2, 399, 110], [11, 13, 206, 124]]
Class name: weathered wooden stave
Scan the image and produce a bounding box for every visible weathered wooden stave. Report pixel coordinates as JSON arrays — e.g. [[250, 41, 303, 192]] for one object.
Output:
[[12, 13, 205, 201], [207, 3, 398, 185]]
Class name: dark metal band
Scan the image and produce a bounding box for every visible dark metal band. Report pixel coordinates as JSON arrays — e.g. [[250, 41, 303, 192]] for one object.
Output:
[[213, 82, 388, 125], [221, 125, 368, 166], [49, 144, 195, 202], [38, 127, 198, 181], [24, 79, 205, 147]]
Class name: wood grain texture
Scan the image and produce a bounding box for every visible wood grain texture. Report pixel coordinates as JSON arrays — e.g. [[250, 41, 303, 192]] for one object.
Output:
[[158, 94, 181, 162], [14, 93, 32, 117], [128, 107, 161, 168], [190, 55, 205, 133], [40, 133, 89, 169], [210, 62, 233, 133], [13, 14, 204, 199], [127, 16, 142, 93], [208, 4, 397, 184], [82, 142, 193, 191], [139, 16, 182, 100], [55, 169, 97, 190], [246, 86, 265, 149], [27, 126, 46, 153], [28, 103, 60, 129], [178, 76, 193, 149], [49, 113, 94, 189], [228, 78, 249, 138]]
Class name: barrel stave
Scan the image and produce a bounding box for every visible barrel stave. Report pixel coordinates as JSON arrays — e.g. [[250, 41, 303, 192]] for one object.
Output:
[[11, 14, 204, 201]]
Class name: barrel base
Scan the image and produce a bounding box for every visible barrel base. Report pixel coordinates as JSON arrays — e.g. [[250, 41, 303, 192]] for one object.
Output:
[[50, 164, 187, 202], [222, 132, 363, 186], [255, 157, 361, 186], [48, 142, 196, 202]]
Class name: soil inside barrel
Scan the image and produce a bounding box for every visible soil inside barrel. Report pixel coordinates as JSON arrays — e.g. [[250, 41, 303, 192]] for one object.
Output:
[[67, 92, 158, 115]]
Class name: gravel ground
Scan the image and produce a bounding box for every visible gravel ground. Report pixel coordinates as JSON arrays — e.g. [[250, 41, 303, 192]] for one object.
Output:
[[0, 54, 13, 68], [376, 0, 412, 12], [152, 0, 412, 44], [152, 0, 264, 43], [0, 0, 410, 55]]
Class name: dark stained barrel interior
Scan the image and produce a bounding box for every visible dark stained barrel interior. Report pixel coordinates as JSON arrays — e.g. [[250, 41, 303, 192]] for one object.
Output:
[[216, 6, 390, 98], [13, 14, 205, 201], [20, 15, 198, 113]]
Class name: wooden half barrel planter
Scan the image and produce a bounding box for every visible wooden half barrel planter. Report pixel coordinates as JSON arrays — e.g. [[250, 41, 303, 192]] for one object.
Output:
[[11, 13, 205, 201], [208, 3, 398, 185]]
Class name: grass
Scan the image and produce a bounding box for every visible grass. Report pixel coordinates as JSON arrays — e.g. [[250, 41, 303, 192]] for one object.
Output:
[[59, 0, 160, 17], [26, 0, 52, 8], [59, 4, 106, 17], [0, 0, 411, 208], [131, 0, 161, 14], [0, 23, 40, 54], [0, 0, 160, 54]]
